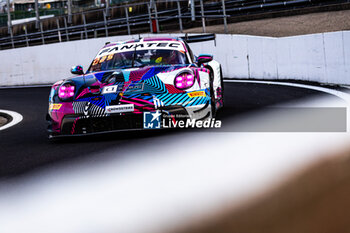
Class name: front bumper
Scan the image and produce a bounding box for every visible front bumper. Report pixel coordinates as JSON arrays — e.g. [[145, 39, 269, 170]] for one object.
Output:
[[47, 106, 191, 137]]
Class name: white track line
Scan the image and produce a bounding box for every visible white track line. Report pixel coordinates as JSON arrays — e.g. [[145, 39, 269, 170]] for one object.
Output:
[[225, 79, 350, 132], [0, 84, 51, 89], [0, 110, 23, 131], [224, 79, 350, 102]]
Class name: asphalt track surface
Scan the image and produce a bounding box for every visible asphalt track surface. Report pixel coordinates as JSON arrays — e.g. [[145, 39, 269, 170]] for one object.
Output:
[[0, 82, 334, 178]]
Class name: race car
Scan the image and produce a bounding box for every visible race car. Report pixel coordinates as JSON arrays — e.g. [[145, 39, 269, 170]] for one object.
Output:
[[47, 34, 224, 137]]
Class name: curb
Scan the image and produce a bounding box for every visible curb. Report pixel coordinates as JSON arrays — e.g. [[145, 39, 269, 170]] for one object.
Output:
[[0, 110, 23, 131], [0, 112, 12, 128]]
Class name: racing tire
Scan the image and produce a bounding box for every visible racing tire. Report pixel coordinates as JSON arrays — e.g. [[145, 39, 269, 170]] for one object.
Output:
[[219, 65, 224, 109], [209, 72, 217, 118]]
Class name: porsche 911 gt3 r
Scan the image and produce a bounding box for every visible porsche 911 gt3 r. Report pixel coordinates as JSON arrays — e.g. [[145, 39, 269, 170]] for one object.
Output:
[[47, 34, 224, 137]]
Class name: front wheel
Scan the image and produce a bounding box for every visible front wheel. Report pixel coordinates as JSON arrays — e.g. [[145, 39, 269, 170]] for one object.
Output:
[[219, 65, 224, 109], [209, 72, 216, 118]]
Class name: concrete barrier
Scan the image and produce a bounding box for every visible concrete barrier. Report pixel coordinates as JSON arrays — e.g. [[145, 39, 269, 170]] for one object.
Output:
[[0, 31, 349, 86]]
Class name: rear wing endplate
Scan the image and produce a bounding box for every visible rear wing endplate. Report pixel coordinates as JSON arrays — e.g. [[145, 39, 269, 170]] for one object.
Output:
[[181, 33, 216, 46]]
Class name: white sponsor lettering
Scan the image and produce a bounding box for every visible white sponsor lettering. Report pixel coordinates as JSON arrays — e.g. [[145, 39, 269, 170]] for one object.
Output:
[[106, 104, 134, 114], [96, 42, 185, 58], [163, 118, 221, 128], [102, 85, 118, 94]]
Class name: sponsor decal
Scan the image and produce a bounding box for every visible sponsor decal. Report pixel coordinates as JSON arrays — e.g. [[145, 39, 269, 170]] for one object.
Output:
[[101, 83, 144, 94], [122, 83, 144, 92], [83, 102, 91, 116], [102, 85, 118, 94], [106, 104, 134, 114], [188, 91, 206, 98], [49, 103, 62, 110], [152, 96, 164, 109], [97, 42, 185, 57], [143, 111, 161, 129], [163, 118, 221, 128]]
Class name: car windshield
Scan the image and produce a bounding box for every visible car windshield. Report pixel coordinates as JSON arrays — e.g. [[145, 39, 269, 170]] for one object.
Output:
[[88, 49, 189, 72]]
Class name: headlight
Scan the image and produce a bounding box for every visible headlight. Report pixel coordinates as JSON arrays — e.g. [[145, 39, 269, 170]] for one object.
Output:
[[58, 83, 75, 100], [174, 71, 195, 90]]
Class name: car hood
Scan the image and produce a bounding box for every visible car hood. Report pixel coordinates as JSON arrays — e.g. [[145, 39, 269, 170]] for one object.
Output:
[[60, 65, 190, 99], [72, 65, 188, 84]]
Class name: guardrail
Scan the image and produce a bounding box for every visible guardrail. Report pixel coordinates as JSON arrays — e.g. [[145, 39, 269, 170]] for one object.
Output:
[[0, 0, 349, 50], [1, 31, 349, 86]]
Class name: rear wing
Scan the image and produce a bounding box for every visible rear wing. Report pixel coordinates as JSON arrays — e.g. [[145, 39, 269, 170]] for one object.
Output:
[[181, 33, 216, 45]]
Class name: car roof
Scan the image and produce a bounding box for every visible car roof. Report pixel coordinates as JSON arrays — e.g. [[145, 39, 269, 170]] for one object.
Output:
[[103, 37, 183, 49]]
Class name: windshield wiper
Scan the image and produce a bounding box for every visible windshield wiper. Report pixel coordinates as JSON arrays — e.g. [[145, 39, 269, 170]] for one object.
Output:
[[134, 64, 147, 68]]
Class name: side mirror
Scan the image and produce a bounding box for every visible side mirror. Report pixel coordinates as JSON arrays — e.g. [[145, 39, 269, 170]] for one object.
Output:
[[71, 65, 84, 75], [197, 54, 213, 66]]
